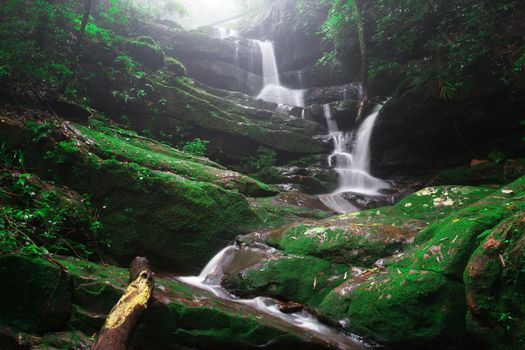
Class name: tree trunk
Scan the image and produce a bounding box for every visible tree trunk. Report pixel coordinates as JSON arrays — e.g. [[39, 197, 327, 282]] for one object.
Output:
[[73, 0, 93, 63], [93, 257, 154, 350], [353, 0, 368, 122]]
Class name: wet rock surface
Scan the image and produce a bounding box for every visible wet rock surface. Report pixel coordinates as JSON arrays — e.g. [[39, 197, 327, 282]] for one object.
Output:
[[223, 178, 525, 349]]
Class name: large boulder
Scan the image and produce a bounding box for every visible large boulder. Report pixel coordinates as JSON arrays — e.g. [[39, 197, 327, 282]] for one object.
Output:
[[319, 176, 525, 348], [464, 212, 525, 350], [225, 254, 351, 308], [265, 185, 493, 266], [371, 77, 525, 175], [0, 112, 273, 272], [125, 36, 165, 71]]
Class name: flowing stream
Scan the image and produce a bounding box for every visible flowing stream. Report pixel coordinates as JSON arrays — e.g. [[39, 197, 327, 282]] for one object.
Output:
[[319, 104, 390, 213], [178, 245, 369, 350]]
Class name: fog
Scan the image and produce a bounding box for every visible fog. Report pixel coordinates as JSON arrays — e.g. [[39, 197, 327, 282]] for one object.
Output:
[[175, 0, 240, 29]]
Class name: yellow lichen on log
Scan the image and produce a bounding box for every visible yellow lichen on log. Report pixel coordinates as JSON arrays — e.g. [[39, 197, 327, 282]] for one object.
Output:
[[104, 270, 153, 329], [94, 257, 154, 350]]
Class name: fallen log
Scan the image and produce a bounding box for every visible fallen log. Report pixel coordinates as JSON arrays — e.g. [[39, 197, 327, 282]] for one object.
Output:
[[93, 257, 154, 350]]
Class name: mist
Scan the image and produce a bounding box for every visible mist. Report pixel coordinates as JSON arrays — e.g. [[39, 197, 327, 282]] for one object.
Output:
[[175, 0, 240, 29]]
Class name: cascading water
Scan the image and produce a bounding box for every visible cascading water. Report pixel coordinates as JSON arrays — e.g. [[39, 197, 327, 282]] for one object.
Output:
[[178, 245, 368, 350], [254, 40, 305, 107], [319, 104, 390, 213], [215, 27, 238, 40]]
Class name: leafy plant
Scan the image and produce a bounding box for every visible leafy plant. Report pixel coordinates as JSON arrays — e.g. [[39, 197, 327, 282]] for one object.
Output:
[[180, 138, 209, 157], [0, 170, 100, 259], [26, 119, 55, 142], [243, 147, 277, 179]]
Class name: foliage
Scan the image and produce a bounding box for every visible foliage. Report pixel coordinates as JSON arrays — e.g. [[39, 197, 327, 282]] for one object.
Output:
[[242, 147, 277, 181], [0, 0, 182, 100], [180, 138, 209, 157], [26, 119, 56, 142], [321, 0, 524, 97], [0, 170, 99, 259]]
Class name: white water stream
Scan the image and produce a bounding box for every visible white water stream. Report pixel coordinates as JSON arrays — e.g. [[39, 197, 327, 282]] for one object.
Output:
[[254, 40, 305, 107], [215, 27, 238, 40], [178, 245, 368, 350], [319, 104, 390, 213]]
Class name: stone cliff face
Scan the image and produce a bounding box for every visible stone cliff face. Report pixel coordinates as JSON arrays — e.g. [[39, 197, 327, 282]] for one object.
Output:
[[371, 77, 525, 175]]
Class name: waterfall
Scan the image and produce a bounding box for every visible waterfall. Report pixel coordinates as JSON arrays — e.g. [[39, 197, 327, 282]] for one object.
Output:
[[215, 27, 238, 40], [177, 245, 367, 350], [319, 104, 390, 213], [254, 40, 305, 107], [256, 40, 280, 86]]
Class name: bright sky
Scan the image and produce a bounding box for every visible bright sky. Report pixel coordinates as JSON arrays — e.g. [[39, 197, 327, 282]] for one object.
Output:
[[175, 0, 240, 29]]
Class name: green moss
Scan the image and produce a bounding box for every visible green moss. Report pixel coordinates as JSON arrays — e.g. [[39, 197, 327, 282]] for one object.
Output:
[[464, 213, 525, 350], [0, 255, 71, 332], [165, 56, 187, 76], [264, 185, 494, 267], [320, 268, 466, 346], [135, 302, 305, 350], [226, 255, 350, 307], [316, 176, 525, 347], [251, 196, 330, 229], [433, 159, 525, 186], [395, 185, 495, 221], [79, 121, 274, 196]]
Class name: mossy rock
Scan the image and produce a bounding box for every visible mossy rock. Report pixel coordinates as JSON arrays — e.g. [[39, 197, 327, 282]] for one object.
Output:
[[0, 114, 276, 272], [0, 255, 72, 333], [225, 255, 350, 308], [31, 330, 94, 350], [57, 258, 320, 350], [464, 212, 525, 350], [135, 302, 308, 350], [126, 36, 165, 70], [250, 195, 330, 230], [433, 159, 525, 186], [265, 185, 492, 266], [165, 56, 187, 76], [317, 176, 525, 347]]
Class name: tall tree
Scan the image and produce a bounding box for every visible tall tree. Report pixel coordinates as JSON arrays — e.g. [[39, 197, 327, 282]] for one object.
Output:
[[352, 0, 368, 121], [73, 0, 93, 63], [322, 0, 369, 121]]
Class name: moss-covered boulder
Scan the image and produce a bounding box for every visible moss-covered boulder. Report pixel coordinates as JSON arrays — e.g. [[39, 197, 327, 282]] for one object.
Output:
[[58, 257, 332, 350], [125, 36, 165, 71], [317, 177, 525, 347], [0, 112, 281, 272], [0, 255, 72, 333], [225, 255, 350, 308], [464, 212, 525, 350], [264, 185, 493, 266]]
